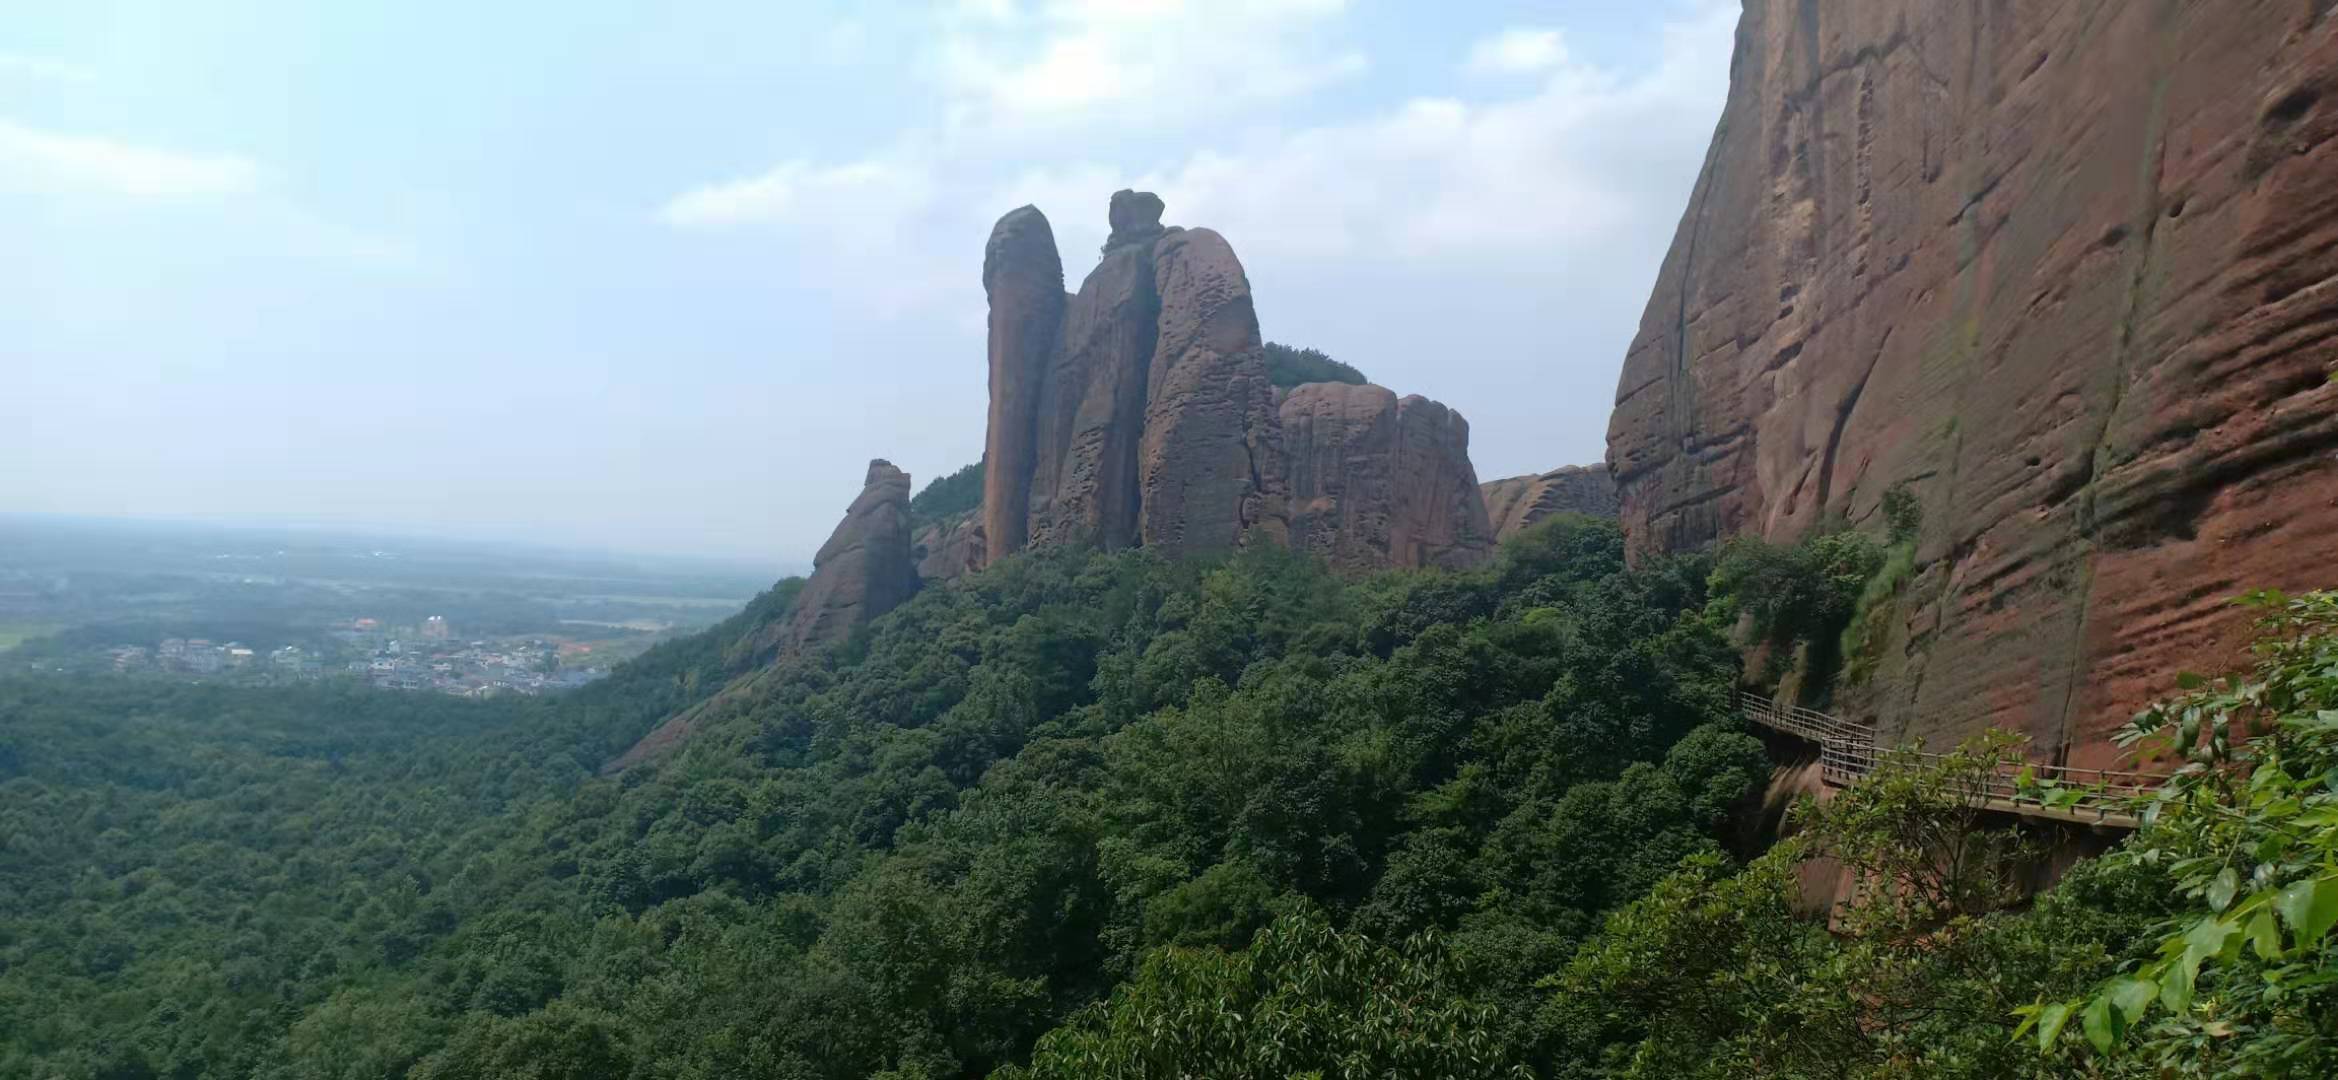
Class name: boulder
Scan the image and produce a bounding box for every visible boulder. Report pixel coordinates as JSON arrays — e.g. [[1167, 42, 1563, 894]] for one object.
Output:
[[1104, 188, 1167, 251], [1139, 227, 1289, 555], [980, 206, 1064, 566], [1481, 465, 1618, 540], [1606, 0, 2338, 765]]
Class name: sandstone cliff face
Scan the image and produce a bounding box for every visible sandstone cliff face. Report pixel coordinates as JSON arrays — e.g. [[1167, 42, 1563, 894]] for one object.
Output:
[[980, 207, 1064, 567], [1607, 1, 2338, 765], [1027, 194, 1162, 551], [1139, 226, 1290, 555], [1388, 395, 1496, 568], [1282, 381, 1402, 568], [779, 459, 920, 652], [913, 514, 984, 583], [1481, 465, 1619, 540], [1282, 383, 1497, 570]]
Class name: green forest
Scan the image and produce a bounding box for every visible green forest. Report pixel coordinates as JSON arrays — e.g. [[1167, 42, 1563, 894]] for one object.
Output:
[[5, 517, 2336, 1078]]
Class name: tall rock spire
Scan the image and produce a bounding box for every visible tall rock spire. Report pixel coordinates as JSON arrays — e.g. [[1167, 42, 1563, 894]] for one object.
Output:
[[1028, 190, 1166, 550], [980, 205, 1065, 566], [1139, 226, 1288, 555]]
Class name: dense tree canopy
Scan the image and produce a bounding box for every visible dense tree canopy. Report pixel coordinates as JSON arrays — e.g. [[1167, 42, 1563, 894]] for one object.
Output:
[[1, 515, 2314, 1078], [909, 461, 985, 524]]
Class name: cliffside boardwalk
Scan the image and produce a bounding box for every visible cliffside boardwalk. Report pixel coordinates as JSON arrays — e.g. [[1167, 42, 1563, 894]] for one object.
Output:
[[1736, 692, 2164, 828]]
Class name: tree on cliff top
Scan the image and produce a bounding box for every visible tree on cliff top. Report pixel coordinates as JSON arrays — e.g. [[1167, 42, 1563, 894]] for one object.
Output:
[[1263, 342, 1366, 388], [909, 460, 983, 522]]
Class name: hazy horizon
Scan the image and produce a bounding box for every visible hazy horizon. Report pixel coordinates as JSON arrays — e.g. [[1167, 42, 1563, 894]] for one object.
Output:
[[5, 1, 1734, 563]]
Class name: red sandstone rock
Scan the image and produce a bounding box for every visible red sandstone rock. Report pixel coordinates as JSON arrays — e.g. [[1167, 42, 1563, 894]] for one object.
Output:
[[913, 514, 985, 583], [780, 459, 920, 651], [981, 206, 1064, 567], [610, 459, 920, 770], [983, 192, 1492, 571], [1282, 382, 1401, 569], [1028, 230, 1160, 550], [1390, 394, 1497, 569], [1104, 188, 1167, 252], [1481, 465, 1619, 540], [1282, 383, 1497, 570], [1606, 0, 2338, 767], [1139, 227, 1289, 556]]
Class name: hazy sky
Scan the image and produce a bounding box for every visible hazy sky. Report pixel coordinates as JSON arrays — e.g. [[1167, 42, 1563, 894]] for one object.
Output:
[[2, 1, 1734, 563]]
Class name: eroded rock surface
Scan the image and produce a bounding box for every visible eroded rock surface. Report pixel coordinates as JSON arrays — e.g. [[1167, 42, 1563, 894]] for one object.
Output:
[[1482, 465, 1619, 540], [1028, 233, 1160, 550], [1282, 383, 1496, 570], [781, 459, 920, 652], [1104, 188, 1167, 251], [981, 206, 1064, 567], [1139, 227, 1289, 556], [1606, 0, 2338, 765], [980, 191, 1498, 569], [913, 514, 985, 583]]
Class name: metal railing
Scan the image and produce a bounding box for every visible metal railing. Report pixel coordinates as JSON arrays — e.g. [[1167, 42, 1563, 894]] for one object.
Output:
[[1736, 691, 2167, 827]]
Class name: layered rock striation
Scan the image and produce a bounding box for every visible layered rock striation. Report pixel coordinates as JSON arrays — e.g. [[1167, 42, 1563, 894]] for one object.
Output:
[[1137, 226, 1290, 554], [1607, 0, 2338, 765], [1481, 465, 1619, 541], [1282, 383, 1496, 570]]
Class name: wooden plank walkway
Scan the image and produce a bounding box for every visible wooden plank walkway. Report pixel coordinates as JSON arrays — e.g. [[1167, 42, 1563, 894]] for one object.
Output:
[[1737, 693, 2164, 829]]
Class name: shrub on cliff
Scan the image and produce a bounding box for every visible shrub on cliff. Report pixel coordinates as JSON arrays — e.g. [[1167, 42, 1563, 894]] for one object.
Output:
[[1263, 342, 1367, 388], [908, 460, 983, 522], [2032, 590, 2338, 1075], [1708, 528, 1884, 694]]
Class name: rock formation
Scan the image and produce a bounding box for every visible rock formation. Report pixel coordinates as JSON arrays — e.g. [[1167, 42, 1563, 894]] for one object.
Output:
[[1138, 226, 1290, 555], [980, 207, 1064, 567], [1282, 383, 1497, 570], [1387, 395, 1496, 568], [1481, 465, 1619, 540], [913, 514, 984, 583], [1027, 193, 1163, 551], [1002, 189, 1294, 561], [1606, 0, 2338, 766], [611, 459, 921, 770], [970, 192, 1512, 578], [778, 459, 919, 652]]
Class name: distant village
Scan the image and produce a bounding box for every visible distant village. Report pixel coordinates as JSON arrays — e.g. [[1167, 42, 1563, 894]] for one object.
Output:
[[100, 615, 608, 697]]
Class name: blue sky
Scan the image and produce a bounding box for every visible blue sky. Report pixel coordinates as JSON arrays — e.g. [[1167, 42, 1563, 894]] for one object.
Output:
[[2, 0, 1735, 564]]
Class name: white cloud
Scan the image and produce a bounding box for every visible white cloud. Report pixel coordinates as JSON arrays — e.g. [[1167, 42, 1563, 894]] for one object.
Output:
[[997, 4, 1735, 266], [0, 119, 259, 198], [0, 52, 95, 84], [932, 0, 1363, 133], [649, 0, 1737, 488], [659, 157, 936, 234], [1465, 28, 1567, 75], [664, 3, 1734, 263]]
